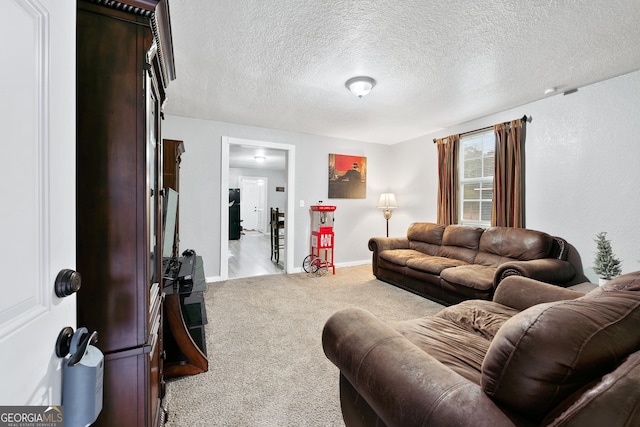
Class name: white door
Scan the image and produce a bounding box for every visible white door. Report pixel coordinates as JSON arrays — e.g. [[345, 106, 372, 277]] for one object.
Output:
[[240, 177, 268, 233], [0, 0, 76, 405]]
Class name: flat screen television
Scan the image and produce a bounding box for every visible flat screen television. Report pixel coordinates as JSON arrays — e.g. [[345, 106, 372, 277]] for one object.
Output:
[[162, 188, 179, 259]]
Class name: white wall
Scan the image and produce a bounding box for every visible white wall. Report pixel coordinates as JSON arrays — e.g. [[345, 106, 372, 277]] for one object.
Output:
[[162, 118, 392, 279], [391, 70, 640, 280]]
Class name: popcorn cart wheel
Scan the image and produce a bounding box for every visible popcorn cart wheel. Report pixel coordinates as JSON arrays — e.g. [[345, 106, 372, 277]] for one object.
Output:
[[302, 255, 329, 277]]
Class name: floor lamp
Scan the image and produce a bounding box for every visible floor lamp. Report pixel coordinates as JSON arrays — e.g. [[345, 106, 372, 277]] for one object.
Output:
[[377, 193, 398, 237]]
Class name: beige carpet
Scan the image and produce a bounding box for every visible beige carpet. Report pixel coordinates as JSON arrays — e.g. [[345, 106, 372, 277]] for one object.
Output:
[[163, 264, 444, 426]]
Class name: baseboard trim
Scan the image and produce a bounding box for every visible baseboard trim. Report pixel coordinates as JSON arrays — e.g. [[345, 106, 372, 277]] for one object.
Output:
[[208, 260, 371, 282], [289, 259, 371, 274]]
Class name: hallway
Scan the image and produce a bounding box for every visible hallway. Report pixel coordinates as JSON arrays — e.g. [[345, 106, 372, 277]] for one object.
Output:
[[228, 230, 285, 279]]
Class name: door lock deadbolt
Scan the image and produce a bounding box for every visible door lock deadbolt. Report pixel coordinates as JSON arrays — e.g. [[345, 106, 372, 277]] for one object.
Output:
[[55, 269, 82, 297]]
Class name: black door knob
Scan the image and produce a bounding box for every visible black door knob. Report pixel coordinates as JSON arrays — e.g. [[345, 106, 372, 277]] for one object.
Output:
[[55, 269, 82, 297]]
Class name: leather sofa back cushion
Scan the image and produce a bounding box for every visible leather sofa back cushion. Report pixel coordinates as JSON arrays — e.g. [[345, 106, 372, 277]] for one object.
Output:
[[479, 227, 554, 261], [409, 241, 441, 257], [481, 272, 640, 421], [406, 222, 445, 245], [437, 225, 483, 263]]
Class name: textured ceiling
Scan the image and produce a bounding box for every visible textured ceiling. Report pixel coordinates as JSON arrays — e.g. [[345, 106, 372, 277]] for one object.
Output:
[[229, 145, 286, 170], [165, 0, 640, 145]]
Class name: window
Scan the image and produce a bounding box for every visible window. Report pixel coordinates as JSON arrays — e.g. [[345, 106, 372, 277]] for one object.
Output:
[[459, 130, 495, 226]]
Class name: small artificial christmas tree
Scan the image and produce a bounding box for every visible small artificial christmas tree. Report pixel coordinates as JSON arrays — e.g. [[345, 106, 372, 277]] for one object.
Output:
[[593, 232, 622, 280]]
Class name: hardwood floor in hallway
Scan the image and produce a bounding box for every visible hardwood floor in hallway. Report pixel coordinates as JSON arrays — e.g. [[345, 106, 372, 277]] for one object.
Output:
[[228, 230, 285, 279]]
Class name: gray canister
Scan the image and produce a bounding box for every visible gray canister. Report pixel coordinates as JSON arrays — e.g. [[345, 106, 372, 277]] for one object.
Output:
[[62, 344, 104, 426]]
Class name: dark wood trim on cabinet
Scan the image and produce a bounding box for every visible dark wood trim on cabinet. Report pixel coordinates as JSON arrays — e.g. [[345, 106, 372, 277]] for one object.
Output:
[[82, 0, 158, 17]]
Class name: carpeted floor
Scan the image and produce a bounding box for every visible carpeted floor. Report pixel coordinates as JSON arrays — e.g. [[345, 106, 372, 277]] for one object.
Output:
[[163, 264, 444, 426]]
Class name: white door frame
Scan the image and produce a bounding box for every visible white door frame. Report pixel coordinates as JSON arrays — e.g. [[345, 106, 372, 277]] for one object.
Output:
[[221, 137, 295, 279]]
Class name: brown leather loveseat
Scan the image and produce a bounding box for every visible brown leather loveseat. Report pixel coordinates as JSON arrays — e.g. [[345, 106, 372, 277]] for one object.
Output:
[[323, 272, 640, 426], [369, 222, 587, 305]]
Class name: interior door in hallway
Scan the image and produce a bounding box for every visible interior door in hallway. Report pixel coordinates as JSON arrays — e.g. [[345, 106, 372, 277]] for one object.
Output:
[[0, 0, 77, 405], [240, 176, 268, 233]]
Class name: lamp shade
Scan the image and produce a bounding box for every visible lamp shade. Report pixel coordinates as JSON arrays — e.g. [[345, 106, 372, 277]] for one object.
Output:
[[377, 193, 398, 209]]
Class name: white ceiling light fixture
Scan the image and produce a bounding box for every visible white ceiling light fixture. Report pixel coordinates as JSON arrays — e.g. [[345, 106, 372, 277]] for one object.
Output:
[[254, 156, 266, 163], [345, 76, 376, 98]]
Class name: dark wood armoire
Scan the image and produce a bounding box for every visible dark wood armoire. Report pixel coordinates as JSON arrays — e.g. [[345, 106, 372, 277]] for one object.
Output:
[[76, 1, 175, 426]]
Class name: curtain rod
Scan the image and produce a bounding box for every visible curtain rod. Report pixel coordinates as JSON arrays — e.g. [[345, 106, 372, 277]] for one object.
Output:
[[433, 115, 529, 143]]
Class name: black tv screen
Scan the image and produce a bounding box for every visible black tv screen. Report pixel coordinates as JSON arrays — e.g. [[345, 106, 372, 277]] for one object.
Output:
[[162, 188, 179, 259]]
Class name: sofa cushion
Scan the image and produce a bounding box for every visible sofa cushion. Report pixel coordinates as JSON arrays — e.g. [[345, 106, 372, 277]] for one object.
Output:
[[481, 272, 640, 422], [441, 225, 484, 249], [440, 265, 496, 291], [437, 225, 483, 263], [379, 249, 424, 266], [406, 222, 446, 245], [405, 256, 468, 275], [477, 227, 554, 263], [390, 316, 490, 384], [391, 300, 519, 385], [435, 300, 519, 340], [409, 240, 442, 257], [406, 223, 446, 256]]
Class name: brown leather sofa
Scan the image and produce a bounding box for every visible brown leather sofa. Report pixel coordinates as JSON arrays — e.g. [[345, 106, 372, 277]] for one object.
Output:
[[323, 272, 640, 426], [369, 222, 587, 305]]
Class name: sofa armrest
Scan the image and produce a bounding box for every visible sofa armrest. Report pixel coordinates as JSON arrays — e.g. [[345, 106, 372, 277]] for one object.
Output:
[[322, 308, 517, 427], [495, 258, 576, 287], [368, 237, 409, 276], [493, 276, 585, 311], [367, 236, 409, 252]]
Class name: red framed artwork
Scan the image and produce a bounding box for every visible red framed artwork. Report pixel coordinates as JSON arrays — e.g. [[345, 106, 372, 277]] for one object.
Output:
[[328, 153, 366, 199]]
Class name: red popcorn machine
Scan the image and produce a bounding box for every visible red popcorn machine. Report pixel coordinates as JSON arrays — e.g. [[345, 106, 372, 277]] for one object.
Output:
[[303, 204, 336, 276]]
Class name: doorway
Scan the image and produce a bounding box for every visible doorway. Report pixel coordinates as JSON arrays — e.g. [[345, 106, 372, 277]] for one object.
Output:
[[220, 137, 296, 280]]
